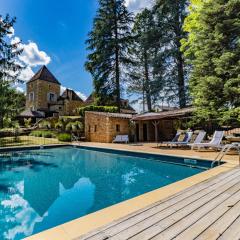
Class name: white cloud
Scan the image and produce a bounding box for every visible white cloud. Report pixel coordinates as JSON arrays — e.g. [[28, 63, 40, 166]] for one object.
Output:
[[10, 36, 51, 82], [18, 66, 34, 82], [7, 26, 15, 38], [19, 41, 51, 67], [10, 36, 20, 45], [76, 91, 87, 101], [15, 86, 24, 93], [125, 0, 154, 13]]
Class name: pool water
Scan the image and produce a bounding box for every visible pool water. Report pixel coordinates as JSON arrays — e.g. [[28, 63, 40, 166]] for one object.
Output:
[[0, 146, 206, 239]]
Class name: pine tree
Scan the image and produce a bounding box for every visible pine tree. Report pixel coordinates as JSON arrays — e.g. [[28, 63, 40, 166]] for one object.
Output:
[[127, 9, 158, 112], [85, 0, 133, 112], [153, 0, 189, 108], [0, 14, 23, 128], [182, 0, 240, 123]]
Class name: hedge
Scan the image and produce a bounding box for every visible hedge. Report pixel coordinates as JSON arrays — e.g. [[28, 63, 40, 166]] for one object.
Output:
[[77, 105, 118, 116]]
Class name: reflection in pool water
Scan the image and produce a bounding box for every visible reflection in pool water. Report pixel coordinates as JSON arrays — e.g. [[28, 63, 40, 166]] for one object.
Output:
[[0, 147, 203, 239]]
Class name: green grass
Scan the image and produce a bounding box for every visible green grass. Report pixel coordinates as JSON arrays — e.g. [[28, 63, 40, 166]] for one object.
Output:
[[0, 135, 63, 147]]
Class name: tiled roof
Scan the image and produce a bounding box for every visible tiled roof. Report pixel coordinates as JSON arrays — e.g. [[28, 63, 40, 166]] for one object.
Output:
[[132, 107, 194, 121], [85, 93, 94, 103], [28, 66, 61, 85], [61, 89, 84, 102], [19, 109, 45, 118], [85, 111, 133, 119]]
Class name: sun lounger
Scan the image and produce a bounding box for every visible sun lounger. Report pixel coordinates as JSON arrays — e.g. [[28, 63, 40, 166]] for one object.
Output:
[[158, 131, 181, 147], [191, 131, 224, 151], [113, 135, 129, 144], [167, 131, 193, 148], [188, 131, 206, 149]]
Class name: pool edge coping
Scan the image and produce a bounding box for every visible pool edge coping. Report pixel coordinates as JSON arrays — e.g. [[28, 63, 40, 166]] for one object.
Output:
[[4, 144, 235, 240]]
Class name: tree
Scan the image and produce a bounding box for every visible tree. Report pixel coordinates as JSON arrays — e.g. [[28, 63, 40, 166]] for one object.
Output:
[[85, 0, 133, 112], [182, 0, 240, 124], [153, 0, 189, 108], [0, 14, 23, 128], [127, 9, 158, 112]]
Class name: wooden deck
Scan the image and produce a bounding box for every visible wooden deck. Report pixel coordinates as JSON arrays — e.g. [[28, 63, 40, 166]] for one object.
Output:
[[78, 167, 240, 240]]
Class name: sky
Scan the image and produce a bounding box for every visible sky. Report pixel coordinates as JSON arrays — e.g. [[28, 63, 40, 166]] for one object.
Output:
[[1, 0, 153, 101]]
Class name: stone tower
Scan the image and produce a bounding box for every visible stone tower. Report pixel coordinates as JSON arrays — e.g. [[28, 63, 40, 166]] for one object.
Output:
[[26, 66, 61, 112]]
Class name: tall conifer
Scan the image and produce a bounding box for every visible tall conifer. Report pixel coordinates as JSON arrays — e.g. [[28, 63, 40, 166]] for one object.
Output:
[[85, 0, 133, 111]]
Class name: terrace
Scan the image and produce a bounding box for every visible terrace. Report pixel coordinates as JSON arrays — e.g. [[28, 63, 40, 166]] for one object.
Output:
[[22, 142, 240, 240]]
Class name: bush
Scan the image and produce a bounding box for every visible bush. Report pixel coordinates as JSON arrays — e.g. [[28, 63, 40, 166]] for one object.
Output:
[[77, 105, 118, 116], [30, 130, 56, 138], [58, 133, 72, 142], [30, 130, 43, 137]]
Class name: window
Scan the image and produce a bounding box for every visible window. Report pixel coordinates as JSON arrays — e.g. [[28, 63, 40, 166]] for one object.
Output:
[[94, 125, 97, 132], [29, 92, 34, 101], [88, 125, 91, 132], [59, 106, 62, 110], [48, 93, 56, 102], [116, 124, 120, 132]]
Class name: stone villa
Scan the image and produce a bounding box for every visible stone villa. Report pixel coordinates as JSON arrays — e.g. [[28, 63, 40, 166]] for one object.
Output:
[[20, 65, 135, 121]]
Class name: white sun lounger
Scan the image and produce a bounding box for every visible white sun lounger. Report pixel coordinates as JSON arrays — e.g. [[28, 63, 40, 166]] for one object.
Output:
[[191, 130, 224, 151], [113, 135, 129, 144], [188, 131, 206, 149]]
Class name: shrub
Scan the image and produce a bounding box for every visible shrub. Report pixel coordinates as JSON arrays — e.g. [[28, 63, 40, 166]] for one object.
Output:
[[30, 130, 43, 137], [65, 121, 84, 132], [30, 130, 56, 138], [43, 131, 54, 138], [77, 105, 118, 116], [58, 133, 72, 142]]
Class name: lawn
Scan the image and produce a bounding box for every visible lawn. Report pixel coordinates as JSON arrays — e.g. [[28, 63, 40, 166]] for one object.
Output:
[[0, 135, 63, 147]]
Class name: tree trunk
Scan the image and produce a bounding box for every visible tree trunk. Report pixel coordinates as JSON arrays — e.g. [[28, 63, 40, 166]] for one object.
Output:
[[175, 4, 186, 108], [144, 50, 152, 111], [176, 49, 186, 108], [114, 1, 121, 113], [0, 115, 3, 129]]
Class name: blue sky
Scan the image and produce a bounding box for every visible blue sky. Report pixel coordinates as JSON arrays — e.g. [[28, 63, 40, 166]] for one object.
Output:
[[1, 0, 153, 100]]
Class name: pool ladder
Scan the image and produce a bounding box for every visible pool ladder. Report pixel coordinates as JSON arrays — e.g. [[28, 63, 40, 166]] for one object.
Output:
[[211, 143, 240, 168]]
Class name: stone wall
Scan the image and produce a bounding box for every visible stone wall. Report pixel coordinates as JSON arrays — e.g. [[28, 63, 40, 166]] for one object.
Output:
[[85, 112, 130, 143], [26, 80, 60, 111], [64, 100, 84, 116]]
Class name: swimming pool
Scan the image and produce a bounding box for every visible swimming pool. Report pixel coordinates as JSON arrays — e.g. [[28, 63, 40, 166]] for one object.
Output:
[[0, 146, 212, 239]]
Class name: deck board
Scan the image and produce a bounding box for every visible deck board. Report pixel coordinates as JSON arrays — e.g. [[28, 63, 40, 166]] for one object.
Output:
[[77, 168, 240, 240]]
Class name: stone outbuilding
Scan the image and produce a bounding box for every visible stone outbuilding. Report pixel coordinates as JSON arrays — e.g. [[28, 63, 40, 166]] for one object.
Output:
[[85, 111, 132, 143]]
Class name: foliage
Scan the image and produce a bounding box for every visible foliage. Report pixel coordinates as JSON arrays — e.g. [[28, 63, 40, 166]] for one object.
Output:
[[24, 118, 32, 128], [77, 105, 118, 116], [0, 14, 24, 128], [58, 133, 72, 142], [54, 118, 67, 131], [38, 120, 51, 129], [65, 121, 83, 132], [127, 9, 158, 112], [30, 130, 56, 138], [85, 0, 133, 111], [182, 0, 240, 124], [152, 0, 189, 108]]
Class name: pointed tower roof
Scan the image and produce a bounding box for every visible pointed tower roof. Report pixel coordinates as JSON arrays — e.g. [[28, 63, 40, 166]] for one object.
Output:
[[28, 65, 61, 85]]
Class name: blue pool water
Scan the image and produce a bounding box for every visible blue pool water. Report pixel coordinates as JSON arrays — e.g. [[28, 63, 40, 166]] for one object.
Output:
[[0, 146, 208, 239]]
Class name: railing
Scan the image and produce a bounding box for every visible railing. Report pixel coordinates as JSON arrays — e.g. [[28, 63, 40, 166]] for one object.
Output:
[[211, 143, 240, 168]]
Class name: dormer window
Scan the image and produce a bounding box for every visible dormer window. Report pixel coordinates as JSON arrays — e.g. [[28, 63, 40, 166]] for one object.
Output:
[[29, 92, 34, 101], [48, 93, 56, 102]]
